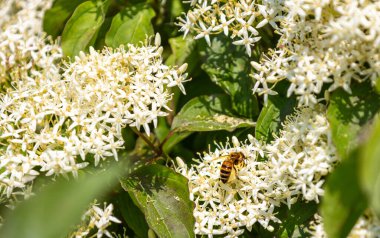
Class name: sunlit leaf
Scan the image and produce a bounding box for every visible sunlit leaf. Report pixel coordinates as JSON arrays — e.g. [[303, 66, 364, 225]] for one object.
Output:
[[255, 95, 296, 142], [166, 36, 198, 74], [105, 3, 155, 48], [120, 164, 195, 238], [61, 1, 108, 57], [172, 94, 256, 132], [43, 0, 87, 38]]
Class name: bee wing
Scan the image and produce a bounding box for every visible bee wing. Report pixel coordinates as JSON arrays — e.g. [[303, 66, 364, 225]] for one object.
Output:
[[204, 155, 229, 164], [226, 166, 237, 183]]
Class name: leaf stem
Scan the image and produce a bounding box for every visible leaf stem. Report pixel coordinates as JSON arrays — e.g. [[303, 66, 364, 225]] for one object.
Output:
[[131, 127, 162, 155], [159, 129, 177, 152]]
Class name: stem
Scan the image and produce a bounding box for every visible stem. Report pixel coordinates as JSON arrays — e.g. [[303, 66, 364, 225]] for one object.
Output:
[[159, 129, 177, 151], [131, 127, 162, 155]]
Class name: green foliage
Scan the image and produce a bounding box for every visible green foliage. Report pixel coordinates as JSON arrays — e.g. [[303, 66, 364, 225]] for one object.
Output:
[[250, 201, 317, 238], [61, 1, 108, 57], [166, 36, 198, 74], [43, 0, 87, 38], [0, 163, 127, 238], [327, 81, 380, 159], [321, 149, 368, 238], [115, 191, 149, 238], [359, 116, 380, 218], [322, 82, 380, 238], [201, 36, 259, 118], [255, 95, 296, 142], [105, 3, 155, 48], [120, 164, 195, 238], [172, 94, 256, 132]]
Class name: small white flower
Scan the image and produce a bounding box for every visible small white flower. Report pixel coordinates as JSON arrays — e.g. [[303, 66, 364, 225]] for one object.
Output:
[[70, 202, 121, 238]]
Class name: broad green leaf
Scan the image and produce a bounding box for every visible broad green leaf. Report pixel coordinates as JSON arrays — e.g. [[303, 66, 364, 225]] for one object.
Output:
[[43, 0, 87, 38], [116, 191, 149, 238], [0, 162, 128, 238], [327, 82, 380, 159], [61, 1, 108, 57], [93, 17, 112, 49], [255, 95, 296, 142], [168, 0, 184, 18], [171, 95, 256, 132], [321, 149, 367, 238], [166, 36, 198, 74], [105, 3, 155, 48], [201, 36, 259, 118], [120, 164, 195, 238], [359, 116, 380, 218]]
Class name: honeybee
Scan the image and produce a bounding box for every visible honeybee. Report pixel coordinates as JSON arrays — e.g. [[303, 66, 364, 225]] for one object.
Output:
[[219, 152, 246, 183]]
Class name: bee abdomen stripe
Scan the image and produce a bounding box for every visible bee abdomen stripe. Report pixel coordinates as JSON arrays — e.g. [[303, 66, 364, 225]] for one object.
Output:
[[221, 164, 232, 169]]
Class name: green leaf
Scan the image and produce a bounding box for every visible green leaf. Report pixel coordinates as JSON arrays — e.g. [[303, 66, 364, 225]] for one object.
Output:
[[43, 0, 87, 38], [168, 0, 184, 18], [321, 149, 367, 238], [120, 164, 195, 238], [0, 162, 128, 238], [359, 116, 380, 218], [116, 191, 149, 238], [61, 1, 108, 57], [276, 201, 317, 237], [327, 81, 380, 159], [166, 36, 198, 73], [105, 3, 155, 48], [171, 94, 256, 132], [255, 95, 296, 142], [375, 78, 380, 94], [201, 36, 259, 118]]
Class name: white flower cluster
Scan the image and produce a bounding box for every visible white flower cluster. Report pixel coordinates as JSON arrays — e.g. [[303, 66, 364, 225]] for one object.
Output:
[[0, 0, 52, 32], [309, 212, 380, 238], [70, 202, 121, 238], [177, 0, 283, 56], [0, 0, 58, 89], [0, 33, 188, 199], [176, 105, 337, 237], [252, 0, 380, 105]]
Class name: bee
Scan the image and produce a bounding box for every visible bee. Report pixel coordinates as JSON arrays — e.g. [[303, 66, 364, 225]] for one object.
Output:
[[219, 152, 246, 183]]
